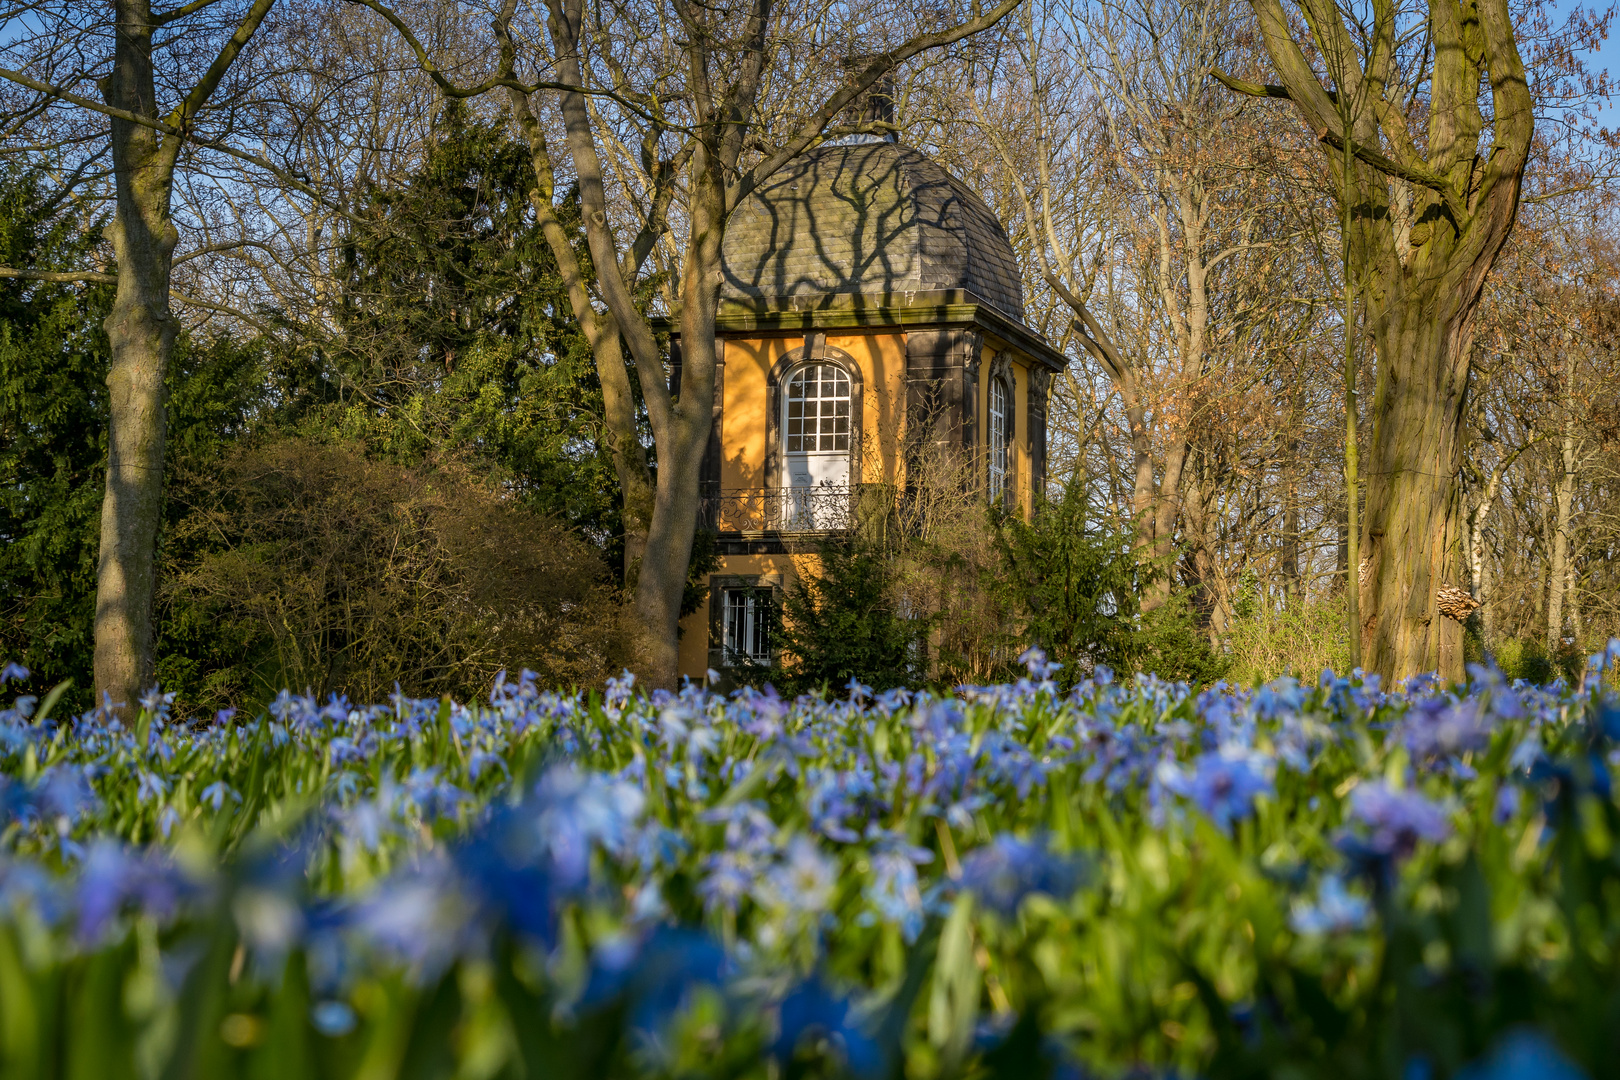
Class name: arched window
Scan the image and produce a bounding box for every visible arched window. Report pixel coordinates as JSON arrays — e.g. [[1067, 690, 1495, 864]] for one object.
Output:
[[781, 361, 854, 528], [988, 374, 1009, 502], [784, 362, 851, 453]]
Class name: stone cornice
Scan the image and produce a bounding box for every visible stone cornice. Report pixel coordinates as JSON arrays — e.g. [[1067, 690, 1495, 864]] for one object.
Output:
[[658, 290, 1070, 372]]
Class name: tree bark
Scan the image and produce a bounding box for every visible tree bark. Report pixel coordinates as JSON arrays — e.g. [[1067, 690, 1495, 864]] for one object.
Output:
[[94, 1, 179, 711], [631, 170, 727, 684], [1358, 298, 1472, 679], [1547, 375, 1577, 652]]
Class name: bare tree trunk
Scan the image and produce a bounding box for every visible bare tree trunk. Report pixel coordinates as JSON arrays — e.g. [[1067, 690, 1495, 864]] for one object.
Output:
[[1567, 552, 1581, 651], [1358, 302, 1472, 679], [631, 174, 727, 683], [94, 1, 179, 711], [1181, 470, 1233, 645], [504, 88, 655, 581], [1547, 379, 1577, 652], [1334, 503, 1349, 590], [1477, 540, 1495, 645], [1282, 462, 1301, 607]]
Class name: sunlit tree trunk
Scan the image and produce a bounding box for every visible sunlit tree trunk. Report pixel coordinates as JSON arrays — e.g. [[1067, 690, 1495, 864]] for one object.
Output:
[[1358, 297, 1473, 677], [87, 0, 278, 710], [629, 168, 727, 681], [95, 3, 178, 709], [504, 87, 655, 582], [1547, 359, 1577, 652]]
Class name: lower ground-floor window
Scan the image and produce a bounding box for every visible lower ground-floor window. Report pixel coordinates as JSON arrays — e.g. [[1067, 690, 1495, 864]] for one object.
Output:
[[722, 586, 774, 665]]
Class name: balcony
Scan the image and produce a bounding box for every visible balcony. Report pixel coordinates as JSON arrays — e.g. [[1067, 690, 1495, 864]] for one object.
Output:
[[700, 484, 857, 533]]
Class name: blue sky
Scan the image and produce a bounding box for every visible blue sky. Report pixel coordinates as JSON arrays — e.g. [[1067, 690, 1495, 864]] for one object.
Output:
[[1549, 0, 1620, 128]]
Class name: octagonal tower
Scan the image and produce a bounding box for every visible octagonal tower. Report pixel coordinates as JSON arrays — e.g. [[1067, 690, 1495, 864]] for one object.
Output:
[[674, 140, 1067, 682]]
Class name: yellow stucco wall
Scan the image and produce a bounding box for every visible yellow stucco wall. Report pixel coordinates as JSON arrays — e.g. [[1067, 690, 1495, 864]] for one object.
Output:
[[719, 336, 790, 490], [719, 331, 909, 488], [683, 329, 1045, 681], [827, 331, 908, 486]]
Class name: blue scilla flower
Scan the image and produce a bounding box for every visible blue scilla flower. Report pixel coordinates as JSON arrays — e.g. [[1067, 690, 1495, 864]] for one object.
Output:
[[698, 800, 776, 856], [200, 781, 240, 813], [230, 843, 311, 956], [959, 833, 1085, 917], [135, 770, 169, 805], [467, 749, 509, 783], [1494, 784, 1523, 825], [1161, 748, 1274, 831], [529, 764, 646, 888], [1455, 1028, 1587, 1080], [771, 977, 882, 1078], [335, 788, 397, 854], [0, 661, 28, 686], [604, 669, 636, 716], [137, 686, 172, 719], [1347, 781, 1452, 859], [805, 764, 883, 843], [1018, 646, 1062, 682], [755, 835, 838, 919], [350, 856, 476, 973], [1402, 696, 1495, 762], [34, 766, 96, 823], [1593, 691, 1620, 742], [74, 840, 201, 943], [1289, 875, 1372, 935], [402, 767, 468, 821], [0, 856, 67, 925], [1250, 676, 1306, 721], [866, 849, 925, 941], [0, 776, 34, 824], [325, 737, 363, 766], [697, 849, 759, 915], [1530, 752, 1611, 803], [310, 1000, 356, 1037]]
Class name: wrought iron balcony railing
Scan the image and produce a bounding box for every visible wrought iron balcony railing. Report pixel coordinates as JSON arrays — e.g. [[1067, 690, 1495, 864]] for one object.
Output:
[[700, 484, 856, 533]]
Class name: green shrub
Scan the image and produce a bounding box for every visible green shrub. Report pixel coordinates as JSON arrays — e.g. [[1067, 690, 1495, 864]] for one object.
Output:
[[1134, 592, 1231, 685], [993, 475, 1142, 681], [772, 536, 924, 694], [996, 477, 1226, 685], [1488, 635, 1586, 685]]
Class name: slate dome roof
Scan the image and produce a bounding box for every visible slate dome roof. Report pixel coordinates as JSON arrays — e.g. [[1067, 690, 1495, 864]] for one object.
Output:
[[720, 141, 1026, 323]]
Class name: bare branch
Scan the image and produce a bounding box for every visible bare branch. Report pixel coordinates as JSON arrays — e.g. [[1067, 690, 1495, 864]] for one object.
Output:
[[0, 266, 115, 284]]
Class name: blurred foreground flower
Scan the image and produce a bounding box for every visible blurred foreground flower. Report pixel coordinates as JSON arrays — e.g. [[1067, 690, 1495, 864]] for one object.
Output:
[[959, 833, 1085, 916], [1454, 1028, 1587, 1080], [771, 977, 881, 1078], [1290, 875, 1372, 935], [1160, 748, 1274, 830], [1347, 781, 1452, 859]]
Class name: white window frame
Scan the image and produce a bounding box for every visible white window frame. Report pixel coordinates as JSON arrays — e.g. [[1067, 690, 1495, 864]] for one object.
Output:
[[783, 362, 853, 455], [722, 587, 773, 665]]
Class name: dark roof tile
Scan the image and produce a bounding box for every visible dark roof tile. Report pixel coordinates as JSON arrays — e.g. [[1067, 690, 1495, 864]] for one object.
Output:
[[721, 142, 1025, 322]]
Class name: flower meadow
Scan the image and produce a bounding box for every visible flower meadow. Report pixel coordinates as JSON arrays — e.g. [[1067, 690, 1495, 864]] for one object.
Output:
[[3, 650, 1620, 1080]]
